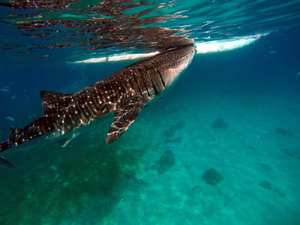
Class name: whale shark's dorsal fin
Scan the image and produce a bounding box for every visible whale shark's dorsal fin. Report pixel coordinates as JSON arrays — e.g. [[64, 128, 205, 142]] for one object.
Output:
[[40, 90, 72, 115], [40, 90, 71, 103], [106, 91, 145, 144]]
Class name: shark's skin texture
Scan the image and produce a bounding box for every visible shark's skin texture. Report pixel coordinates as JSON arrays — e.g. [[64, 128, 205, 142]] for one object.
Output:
[[0, 45, 195, 154]]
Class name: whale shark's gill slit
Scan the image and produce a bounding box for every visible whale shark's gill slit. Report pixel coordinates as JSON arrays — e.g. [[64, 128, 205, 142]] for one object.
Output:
[[128, 79, 136, 92], [94, 91, 104, 108], [132, 73, 143, 96], [139, 68, 150, 96], [84, 106, 92, 118], [156, 69, 165, 88], [151, 80, 159, 96]]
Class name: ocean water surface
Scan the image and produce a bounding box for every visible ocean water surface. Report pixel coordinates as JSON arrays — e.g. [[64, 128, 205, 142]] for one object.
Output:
[[0, 0, 300, 224]]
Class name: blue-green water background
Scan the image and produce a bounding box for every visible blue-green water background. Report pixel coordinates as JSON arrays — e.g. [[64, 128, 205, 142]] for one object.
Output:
[[1, 0, 300, 224]]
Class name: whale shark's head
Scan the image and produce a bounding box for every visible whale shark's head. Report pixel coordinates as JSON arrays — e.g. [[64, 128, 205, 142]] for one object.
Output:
[[155, 45, 195, 89]]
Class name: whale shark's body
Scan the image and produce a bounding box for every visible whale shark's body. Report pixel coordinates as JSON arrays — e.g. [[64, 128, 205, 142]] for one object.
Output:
[[0, 45, 195, 165]]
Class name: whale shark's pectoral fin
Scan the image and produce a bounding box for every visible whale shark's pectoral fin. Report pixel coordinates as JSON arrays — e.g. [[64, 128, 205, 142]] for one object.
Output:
[[106, 95, 145, 144]]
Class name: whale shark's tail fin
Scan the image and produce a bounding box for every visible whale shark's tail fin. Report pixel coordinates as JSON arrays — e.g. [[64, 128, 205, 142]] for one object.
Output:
[[0, 115, 57, 153], [0, 90, 73, 153]]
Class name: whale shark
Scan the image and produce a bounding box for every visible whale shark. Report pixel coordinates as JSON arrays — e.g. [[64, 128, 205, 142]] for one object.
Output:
[[0, 45, 195, 164]]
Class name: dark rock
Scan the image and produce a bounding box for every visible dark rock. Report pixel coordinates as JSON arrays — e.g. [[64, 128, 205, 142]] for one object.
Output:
[[202, 168, 223, 186], [136, 179, 147, 185], [260, 163, 271, 171], [280, 149, 300, 159], [123, 170, 146, 184], [281, 149, 294, 157], [165, 137, 183, 144], [274, 189, 286, 198], [157, 150, 175, 174], [259, 180, 272, 190], [192, 186, 200, 190], [123, 169, 136, 180], [212, 119, 228, 129], [165, 122, 185, 137], [275, 128, 293, 137]]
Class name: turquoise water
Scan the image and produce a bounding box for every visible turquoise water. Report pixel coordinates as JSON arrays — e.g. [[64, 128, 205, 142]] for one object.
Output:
[[1, 0, 300, 224]]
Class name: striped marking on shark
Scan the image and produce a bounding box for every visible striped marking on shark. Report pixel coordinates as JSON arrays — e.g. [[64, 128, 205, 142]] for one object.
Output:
[[0, 45, 195, 168]]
